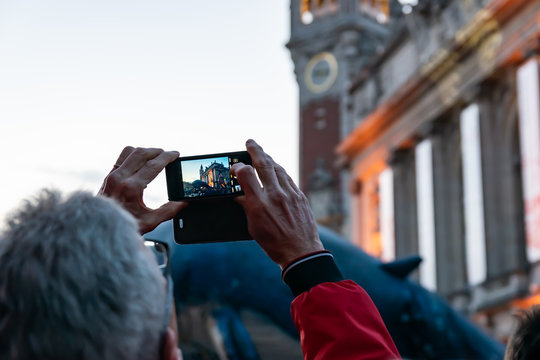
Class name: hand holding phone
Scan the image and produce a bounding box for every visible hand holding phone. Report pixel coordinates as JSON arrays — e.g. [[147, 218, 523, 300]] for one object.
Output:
[[231, 140, 324, 268]]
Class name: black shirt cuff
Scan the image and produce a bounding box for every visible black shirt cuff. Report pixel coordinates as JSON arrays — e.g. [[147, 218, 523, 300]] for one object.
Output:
[[282, 252, 344, 297]]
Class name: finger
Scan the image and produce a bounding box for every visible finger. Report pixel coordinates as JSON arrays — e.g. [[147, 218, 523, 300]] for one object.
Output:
[[103, 146, 135, 180], [231, 163, 262, 198], [116, 147, 164, 177], [133, 150, 180, 185], [115, 146, 135, 167], [245, 139, 280, 191], [274, 164, 298, 194], [99, 146, 135, 195], [152, 201, 187, 220], [285, 171, 304, 197], [141, 201, 187, 234]]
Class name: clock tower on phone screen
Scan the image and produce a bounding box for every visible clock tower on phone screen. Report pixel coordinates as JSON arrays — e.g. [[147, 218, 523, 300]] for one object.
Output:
[[287, 0, 399, 233]]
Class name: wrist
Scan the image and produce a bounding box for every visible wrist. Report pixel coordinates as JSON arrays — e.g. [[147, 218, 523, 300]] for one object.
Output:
[[281, 251, 344, 297], [281, 250, 332, 277], [275, 236, 325, 269]]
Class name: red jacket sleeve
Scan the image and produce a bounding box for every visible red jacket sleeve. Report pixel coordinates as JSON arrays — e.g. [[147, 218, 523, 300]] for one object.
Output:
[[291, 280, 401, 360]]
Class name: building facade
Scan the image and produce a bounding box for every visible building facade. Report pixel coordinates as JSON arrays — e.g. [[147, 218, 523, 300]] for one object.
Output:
[[333, 0, 540, 340], [287, 0, 403, 231], [200, 162, 229, 189]]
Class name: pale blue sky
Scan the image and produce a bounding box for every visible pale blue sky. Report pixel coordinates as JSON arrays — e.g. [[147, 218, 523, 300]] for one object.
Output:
[[0, 1, 298, 221]]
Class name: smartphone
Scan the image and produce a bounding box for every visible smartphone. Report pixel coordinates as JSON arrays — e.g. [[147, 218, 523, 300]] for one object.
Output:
[[172, 199, 252, 244], [165, 151, 252, 201]]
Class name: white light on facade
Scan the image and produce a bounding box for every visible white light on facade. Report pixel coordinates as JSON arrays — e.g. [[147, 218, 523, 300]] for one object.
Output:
[[460, 103, 487, 286], [376, 13, 389, 24], [301, 11, 314, 25], [415, 139, 437, 291], [399, 0, 417, 14], [517, 59, 540, 263], [398, 0, 418, 5], [379, 168, 395, 261], [402, 5, 413, 14]]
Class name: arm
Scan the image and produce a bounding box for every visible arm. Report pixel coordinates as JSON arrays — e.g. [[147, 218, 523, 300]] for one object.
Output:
[[231, 139, 400, 360], [283, 252, 400, 360], [291, 280, 400, 360]]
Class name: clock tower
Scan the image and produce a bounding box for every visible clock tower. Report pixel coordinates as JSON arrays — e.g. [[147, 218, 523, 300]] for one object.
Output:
[[287, 0, 400, 231]]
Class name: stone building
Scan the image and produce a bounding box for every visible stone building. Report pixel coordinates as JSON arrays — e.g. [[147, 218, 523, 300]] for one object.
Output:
[[200, 162, 229, 188], [287, 0, 403, 230], [289, 0, 540, 340]]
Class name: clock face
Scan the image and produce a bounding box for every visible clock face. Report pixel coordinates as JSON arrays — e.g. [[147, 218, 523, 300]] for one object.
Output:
[[304, 52, 339, 94]]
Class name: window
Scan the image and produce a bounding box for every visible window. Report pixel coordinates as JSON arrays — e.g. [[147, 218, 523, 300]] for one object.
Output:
[[300, 0, 339, 25]]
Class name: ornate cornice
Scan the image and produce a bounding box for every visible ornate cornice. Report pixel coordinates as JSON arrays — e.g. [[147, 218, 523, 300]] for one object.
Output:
[[337, 0, 539, 167]]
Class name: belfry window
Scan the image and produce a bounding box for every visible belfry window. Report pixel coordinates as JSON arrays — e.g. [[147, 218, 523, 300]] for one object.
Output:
[[300, 0, 339, 25], [359, 0, 390, 23]]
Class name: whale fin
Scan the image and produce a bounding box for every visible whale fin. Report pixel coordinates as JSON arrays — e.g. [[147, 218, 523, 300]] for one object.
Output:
[[380, 255, 422, 279]]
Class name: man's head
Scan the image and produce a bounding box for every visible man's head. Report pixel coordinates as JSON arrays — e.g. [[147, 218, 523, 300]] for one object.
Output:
[[505, 305, 540, 360], [0, 190, 167, 360]]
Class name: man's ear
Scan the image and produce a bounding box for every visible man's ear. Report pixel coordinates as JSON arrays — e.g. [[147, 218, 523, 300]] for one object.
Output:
[[162, 327, 183, 360]]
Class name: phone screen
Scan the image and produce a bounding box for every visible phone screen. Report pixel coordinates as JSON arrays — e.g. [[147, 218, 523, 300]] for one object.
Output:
[[166, 151, 251, 201], [180, 155, 242, 199]]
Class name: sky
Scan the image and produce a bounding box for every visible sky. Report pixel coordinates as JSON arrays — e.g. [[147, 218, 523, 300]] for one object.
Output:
[[0, 0, 298, 222]]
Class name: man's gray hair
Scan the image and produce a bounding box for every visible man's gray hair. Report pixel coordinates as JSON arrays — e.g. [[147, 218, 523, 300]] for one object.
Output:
[[0, 190, 166, 360]]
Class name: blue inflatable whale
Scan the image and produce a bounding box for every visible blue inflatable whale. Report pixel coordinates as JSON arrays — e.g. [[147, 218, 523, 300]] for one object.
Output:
[[145, 222, 505, 359]]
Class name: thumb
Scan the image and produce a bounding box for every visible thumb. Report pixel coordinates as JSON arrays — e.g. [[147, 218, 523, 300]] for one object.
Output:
[[141, 201, 187, 234], [154, 201, 188, 220], [231, 163, 261, 199]]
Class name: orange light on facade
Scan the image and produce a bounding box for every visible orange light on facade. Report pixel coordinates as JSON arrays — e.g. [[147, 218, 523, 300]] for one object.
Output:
[[512, 293, 540, 309], [360, 0, 390, 23], [300, 0, 339, 24], [364, 178, 383, 258], [300, 0, 310, 13], [367, 232, 383, 258], [380, 0, 389, 18], [336, 107, 391, 165]]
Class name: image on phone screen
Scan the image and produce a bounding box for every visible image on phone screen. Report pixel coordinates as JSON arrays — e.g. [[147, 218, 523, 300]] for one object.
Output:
[[180, 156, 242, 199]]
